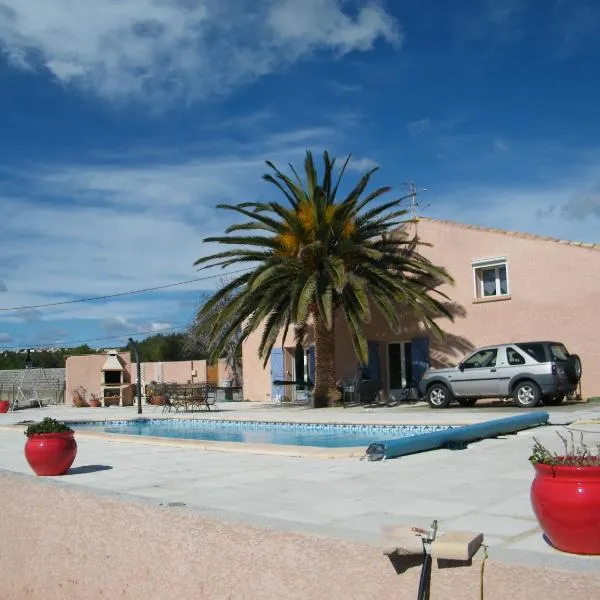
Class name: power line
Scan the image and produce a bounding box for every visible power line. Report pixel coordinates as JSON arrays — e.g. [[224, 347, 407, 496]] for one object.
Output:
[[0, 268, 252, 312], [0, 324, 189, 351]]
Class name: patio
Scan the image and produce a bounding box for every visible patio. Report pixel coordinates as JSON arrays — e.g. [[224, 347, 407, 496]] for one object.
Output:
[[0, 401, 599, 598]]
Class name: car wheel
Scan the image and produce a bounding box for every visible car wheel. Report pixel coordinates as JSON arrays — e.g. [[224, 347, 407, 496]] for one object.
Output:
[[513, 381, 541, 408], [457, 398, 478, 407], [427, 384, 452, 409], [541, 394, 564, 406], [564, 354, 582, 385]]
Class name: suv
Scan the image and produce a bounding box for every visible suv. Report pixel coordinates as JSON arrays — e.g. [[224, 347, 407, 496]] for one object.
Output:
[[419, 341, 582, 409]]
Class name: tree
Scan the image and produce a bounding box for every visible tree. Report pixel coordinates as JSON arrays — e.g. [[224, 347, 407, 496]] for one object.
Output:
[[187, 282, 243, 387], [194, 151, 454, 407], [124, 333, 203, 363]]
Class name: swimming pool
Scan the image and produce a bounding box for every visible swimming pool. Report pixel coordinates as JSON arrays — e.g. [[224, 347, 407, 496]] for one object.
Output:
[[71, 419, 452, 448]]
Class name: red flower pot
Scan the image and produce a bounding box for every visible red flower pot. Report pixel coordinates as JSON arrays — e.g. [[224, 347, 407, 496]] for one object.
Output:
[[0, 400, 9, 413], [530, 461, 600, 555], [24, 431, 78, 476]]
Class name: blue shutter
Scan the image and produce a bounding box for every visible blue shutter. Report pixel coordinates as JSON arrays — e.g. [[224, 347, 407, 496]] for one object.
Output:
[[410, 337, 430, 386], [270, 348, 284, 401], [308, 345, 316, 387], [367, 341, 381, 381]]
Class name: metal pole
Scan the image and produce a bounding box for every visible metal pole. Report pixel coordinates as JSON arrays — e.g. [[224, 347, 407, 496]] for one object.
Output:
[[128, 338, 143, 415]]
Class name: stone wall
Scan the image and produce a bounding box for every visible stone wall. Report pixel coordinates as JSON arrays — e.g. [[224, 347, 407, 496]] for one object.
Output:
[[0, 368, 65, 405]]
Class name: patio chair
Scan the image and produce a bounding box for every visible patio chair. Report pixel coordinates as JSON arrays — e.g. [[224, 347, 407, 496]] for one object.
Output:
[[339, 370, 382, 406]]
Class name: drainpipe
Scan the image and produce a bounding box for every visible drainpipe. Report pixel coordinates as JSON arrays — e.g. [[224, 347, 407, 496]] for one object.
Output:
[[128, 338, 143, 415]]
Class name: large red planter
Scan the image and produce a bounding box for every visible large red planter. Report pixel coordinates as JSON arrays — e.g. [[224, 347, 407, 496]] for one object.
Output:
[[530, 461, 600, 555], [24, 431, 78, 476], [0, 400, 9, 413]]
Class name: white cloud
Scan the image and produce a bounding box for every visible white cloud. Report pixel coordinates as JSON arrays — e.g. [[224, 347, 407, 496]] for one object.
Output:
[[0, 332, 14, 343], [560, 188, 600, 220], [493, 138, 509, 152], [13, 308, 43, 323], [100, 316, 173, 336], [407, 118, 431, 137], [347, 156, 379, 172], [0, 0, 398, 104], [428, 164, 600, 245], [35, 328, 68, 344], [0, 126, 340, 331]]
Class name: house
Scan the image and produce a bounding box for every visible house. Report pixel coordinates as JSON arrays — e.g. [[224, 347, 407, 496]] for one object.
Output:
[[65, 351, 236, 406], [241, 217, 600, 402]]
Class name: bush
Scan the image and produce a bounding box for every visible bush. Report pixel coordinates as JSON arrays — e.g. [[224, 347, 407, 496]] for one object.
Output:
[[25, 417, 73, 437]]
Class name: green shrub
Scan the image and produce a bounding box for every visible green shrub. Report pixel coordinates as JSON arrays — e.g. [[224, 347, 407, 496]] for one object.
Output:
[[25, 418, 73, 437]]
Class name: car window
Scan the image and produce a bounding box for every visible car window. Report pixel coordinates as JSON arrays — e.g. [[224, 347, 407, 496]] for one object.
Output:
[[463, 349, 498, 369], [516, 343, 546, 363], [549, 343, 569, 362], [507, 347, 526, 365]]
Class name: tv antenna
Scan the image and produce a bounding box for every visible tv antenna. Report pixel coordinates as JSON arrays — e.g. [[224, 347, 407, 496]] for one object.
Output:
[[404, 182, 432, 220]]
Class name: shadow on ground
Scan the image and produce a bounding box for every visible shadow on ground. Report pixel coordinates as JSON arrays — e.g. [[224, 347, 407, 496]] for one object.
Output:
[[67, 465, 113, 475]]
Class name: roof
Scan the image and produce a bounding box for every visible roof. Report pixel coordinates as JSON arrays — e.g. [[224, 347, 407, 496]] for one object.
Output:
[[417, 217, 600, 252]]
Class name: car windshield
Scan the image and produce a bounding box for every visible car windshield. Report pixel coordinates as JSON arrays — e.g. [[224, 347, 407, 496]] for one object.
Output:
[[549, 343, 569, 361]]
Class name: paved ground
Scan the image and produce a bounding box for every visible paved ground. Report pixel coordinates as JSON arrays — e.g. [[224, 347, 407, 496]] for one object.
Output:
[[1, 400, 599, 574]]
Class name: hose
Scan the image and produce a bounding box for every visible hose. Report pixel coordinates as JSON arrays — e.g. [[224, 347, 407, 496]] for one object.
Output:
[[480, 545, 489, 600]]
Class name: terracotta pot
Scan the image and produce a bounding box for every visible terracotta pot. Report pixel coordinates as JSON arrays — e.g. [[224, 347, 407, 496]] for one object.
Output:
[[151, 395, 166, 406], [24, 432, 78, 476], [88, 399, 101, 407], [0, 400, 9, 413], [530, 461, 600, 555]]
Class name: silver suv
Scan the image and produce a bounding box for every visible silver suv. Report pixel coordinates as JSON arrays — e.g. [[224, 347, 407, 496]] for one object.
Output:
[[419, 341, 582, 409]]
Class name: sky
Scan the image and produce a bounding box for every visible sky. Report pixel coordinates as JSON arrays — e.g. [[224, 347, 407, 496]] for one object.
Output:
[[0, 0, 599, 352]]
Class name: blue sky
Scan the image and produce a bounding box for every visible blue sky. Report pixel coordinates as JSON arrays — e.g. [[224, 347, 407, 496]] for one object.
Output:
[[1, 0, 599, 351]]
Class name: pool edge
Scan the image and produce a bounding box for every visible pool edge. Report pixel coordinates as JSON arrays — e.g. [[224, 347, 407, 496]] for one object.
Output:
[[0, 424, 366, 459]]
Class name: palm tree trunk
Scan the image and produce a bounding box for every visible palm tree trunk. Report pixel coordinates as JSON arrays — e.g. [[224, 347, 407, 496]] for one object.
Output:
[[313, 313, 337, 408]]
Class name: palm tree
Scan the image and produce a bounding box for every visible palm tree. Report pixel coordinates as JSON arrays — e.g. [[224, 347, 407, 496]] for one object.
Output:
[[194, 151, 454, 407]]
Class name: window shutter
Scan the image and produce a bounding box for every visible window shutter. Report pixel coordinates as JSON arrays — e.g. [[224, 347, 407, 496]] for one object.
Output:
[[410, 337, 430, 385]]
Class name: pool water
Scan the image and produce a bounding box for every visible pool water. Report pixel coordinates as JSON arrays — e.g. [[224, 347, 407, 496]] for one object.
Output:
[[72, 419, 452, 448]]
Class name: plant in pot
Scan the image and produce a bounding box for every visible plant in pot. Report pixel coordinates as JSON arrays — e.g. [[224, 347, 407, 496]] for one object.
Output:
[[88, 393, 101, 408], [24, 418, 78, 476], [530, 431, 600, 555], [72, 386, 89, 408]]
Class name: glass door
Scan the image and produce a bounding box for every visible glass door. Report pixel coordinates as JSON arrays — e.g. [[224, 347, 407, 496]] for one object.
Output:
[[387, 342, 412, 398]]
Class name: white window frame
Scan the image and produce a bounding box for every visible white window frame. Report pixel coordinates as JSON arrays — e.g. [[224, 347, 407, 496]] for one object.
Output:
[[472, 257, 510, 299]]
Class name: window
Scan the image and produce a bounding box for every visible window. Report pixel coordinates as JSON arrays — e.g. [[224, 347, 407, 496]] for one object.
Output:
[[507, 347, 526, 365], [516, 343, 546, 363], [462, 348, 498, 369], [549, 343, 569, 362], [472, 258, 509, 299]]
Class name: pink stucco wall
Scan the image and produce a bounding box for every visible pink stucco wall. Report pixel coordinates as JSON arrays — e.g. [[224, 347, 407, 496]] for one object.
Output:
[[141, 359, 207, 385], [66, 355, 233, 404], [65, 352, 131, 403], [242, 322, 297, 402], [1, 473, 598, 600], [243, 218, 600, 401]]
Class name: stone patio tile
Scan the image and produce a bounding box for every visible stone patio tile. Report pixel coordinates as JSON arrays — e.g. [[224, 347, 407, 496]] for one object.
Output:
[[383, 497, 478, 520], [481, 493, 535, 519], [443, 514, 539, 538]]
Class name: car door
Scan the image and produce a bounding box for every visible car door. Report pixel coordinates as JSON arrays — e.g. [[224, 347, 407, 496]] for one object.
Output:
[[451, 348, 500, 397], [497, 346, 527, 395]]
